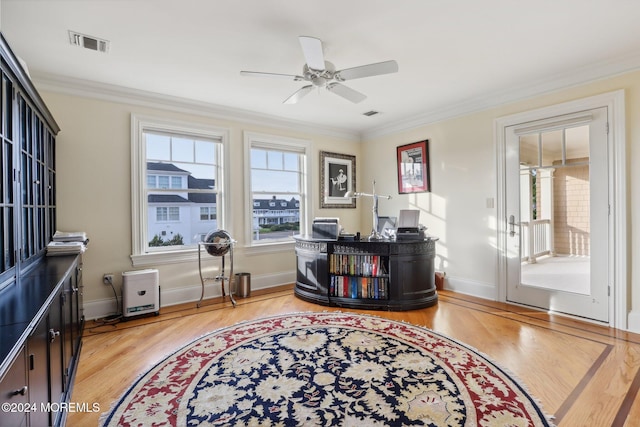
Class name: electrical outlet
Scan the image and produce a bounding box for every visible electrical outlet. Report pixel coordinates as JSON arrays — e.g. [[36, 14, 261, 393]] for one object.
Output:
[[103, 274, 114, 285]]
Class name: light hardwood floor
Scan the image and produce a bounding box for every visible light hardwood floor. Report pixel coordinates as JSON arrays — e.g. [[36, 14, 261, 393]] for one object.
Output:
[[68, 287, 640, 426]]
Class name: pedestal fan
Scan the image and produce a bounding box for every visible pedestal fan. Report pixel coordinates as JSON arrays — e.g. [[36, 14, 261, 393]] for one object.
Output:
[[197, 229, 236, 308]]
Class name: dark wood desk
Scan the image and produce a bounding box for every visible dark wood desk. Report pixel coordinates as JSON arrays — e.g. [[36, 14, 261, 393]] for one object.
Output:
[[294, 236, 438, 311]]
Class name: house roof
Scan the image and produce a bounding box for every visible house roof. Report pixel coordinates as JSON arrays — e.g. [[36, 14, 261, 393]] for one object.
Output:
[[253, 197, 299, 210], [147, 162, 189, 174], [148, 194, 189, 203], [188, 175, 214, 190], [188, 193, 216, 204]]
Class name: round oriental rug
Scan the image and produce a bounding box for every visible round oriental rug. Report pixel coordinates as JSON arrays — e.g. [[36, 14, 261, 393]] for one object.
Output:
[[100, 312, 554, 426]]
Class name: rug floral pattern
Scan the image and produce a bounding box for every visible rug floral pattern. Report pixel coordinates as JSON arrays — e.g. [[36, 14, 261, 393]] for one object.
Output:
[[101, 312, 553, 426]]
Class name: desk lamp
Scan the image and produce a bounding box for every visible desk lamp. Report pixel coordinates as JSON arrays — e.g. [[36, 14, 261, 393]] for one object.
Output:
[[344, 180, 392, 240]]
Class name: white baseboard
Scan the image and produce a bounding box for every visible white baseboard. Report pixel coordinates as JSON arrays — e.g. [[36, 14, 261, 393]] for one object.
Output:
[[83, 270, 295, 320], [627, 310, 640, 334], [443, 275, 497, 301]]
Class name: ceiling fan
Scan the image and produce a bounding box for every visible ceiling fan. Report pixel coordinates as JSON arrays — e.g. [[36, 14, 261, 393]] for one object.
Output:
[[240, 36, 398, 104]]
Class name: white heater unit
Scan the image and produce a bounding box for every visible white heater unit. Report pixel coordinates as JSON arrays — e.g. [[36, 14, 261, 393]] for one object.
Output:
[[122, 269, 160, 317]]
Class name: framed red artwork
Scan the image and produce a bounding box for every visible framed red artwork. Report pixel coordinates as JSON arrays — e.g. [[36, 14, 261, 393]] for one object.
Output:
[[396, 140, 431, 194]]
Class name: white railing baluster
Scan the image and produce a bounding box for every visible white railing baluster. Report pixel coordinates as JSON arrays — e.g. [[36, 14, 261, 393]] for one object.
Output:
[[522, 219, 552, 263]]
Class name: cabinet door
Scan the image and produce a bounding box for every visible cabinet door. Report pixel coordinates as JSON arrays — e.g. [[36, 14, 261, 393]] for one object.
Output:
[[72, 261, 84, 351], [390, 254, 435, 300], [28, 314, 51, 427], [63, 274, 75, 384], [0, 347, 28, 427], [295, 248, 328, 295], [48, 289, 64, 426]]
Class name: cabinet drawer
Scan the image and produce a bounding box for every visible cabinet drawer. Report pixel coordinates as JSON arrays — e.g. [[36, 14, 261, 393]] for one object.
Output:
[[0, 347, 28, 427]]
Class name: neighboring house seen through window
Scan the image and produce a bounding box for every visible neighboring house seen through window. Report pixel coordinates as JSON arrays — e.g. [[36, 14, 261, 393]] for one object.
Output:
[[131, 115, 229, 265], [245, 132, 311, 246]]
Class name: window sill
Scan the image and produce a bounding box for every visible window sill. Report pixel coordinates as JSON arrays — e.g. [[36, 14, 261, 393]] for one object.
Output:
[[130, 248, 199, 267], [243, 240, 295, 256], [130, 240, 295, 266]]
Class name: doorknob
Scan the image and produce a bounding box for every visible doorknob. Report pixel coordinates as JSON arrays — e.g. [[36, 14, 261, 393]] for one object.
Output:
[[508, 215, 520, 237]]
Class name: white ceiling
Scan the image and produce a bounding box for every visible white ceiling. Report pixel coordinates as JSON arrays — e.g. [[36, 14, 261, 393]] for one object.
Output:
[[2, 0, 640, 139]]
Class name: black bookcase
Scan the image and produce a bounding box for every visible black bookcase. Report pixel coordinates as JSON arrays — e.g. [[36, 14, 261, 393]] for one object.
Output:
[[294, 236, 438, 311], [1, 32, 59, 287], [0, 33, 84, 427]]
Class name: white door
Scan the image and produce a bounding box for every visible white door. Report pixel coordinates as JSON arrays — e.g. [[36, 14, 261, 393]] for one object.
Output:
[[505, 107, 609, 322]]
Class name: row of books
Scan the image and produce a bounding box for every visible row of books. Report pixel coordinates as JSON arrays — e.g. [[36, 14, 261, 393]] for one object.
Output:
[[329, 254, 386, 276], [330, 275, 388, 299], [46, 231, 89, 256]]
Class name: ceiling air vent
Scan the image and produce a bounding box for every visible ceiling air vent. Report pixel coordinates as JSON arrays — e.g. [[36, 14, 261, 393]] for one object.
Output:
[[363, 110, 379, 117], [68, 31, 110, 53]]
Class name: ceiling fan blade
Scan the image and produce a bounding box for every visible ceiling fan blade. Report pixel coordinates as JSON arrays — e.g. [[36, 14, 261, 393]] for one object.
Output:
[[283, 85, 314, 104], [326, 83, 367, 104], [336, 60, 399, 81], [299, 36, 325, 70], [240, 71, 303, 81]]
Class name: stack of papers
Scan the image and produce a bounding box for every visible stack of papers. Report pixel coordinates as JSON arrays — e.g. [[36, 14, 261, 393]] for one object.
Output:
[[47, 231, 89, 256], [52, 231, 88, 243]]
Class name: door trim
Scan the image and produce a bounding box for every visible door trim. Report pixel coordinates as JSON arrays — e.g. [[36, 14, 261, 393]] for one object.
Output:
[[495, 90, 627, 329]]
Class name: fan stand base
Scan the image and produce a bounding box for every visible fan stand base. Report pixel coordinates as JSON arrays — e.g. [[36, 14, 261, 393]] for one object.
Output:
[[197, 241, 237, 308]]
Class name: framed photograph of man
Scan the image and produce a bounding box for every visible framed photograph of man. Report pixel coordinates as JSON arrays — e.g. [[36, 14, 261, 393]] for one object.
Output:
[[320, 151, 356, 208], [396, 140, 431, 194]]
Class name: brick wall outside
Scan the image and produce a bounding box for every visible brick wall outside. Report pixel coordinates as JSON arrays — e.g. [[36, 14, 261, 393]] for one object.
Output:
[[553, 158, 590, 256]]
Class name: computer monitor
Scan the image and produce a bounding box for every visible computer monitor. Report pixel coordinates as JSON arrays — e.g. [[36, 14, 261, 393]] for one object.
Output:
[[377, 216, 397, 233]]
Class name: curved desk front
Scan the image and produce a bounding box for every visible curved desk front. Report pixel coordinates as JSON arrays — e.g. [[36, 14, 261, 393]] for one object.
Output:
[[294, 236, 438, 311]]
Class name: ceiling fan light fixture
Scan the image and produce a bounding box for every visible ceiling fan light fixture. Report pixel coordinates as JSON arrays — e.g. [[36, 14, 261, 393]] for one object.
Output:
[[312, 76, 327, 87]]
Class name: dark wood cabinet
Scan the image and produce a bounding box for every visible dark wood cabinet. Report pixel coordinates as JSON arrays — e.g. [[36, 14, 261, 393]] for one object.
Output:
[[0, 33, 82, 427], [0, 348, 28, 427], [1, 256, 84, 427], [294, 236, 438, 310]]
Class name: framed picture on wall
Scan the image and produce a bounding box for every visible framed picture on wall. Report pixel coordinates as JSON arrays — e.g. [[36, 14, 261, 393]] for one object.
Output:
[[396, 140, 431, 194], [320, 151, 356, 208]]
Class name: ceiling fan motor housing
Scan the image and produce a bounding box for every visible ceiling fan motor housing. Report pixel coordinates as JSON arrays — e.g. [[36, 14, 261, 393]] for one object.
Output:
[[303, 61, 336, 87]]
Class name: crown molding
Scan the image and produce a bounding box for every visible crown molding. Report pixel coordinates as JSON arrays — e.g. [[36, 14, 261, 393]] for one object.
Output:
[[31, 48, 640, 143], [362, 50, 640, 140], [30, 72, 362, 142]]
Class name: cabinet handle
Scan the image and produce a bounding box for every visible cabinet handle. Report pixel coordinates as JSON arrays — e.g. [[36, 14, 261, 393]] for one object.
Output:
[[11, 386, 28, 396], [49, 329, 60, 343]]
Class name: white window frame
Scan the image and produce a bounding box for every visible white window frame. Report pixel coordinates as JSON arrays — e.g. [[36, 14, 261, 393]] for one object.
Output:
[[131, 114, 230, 266], [244, 131, 313, 252]]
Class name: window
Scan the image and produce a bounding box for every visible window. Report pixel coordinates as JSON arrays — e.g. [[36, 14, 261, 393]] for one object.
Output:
[[156, 206, 180, 222], [147, 175, 183, 189], [244, 132, 311, 246], [200, 207, 216, 220], [132, 115, 229, 265], [158, 175, 170, 189]]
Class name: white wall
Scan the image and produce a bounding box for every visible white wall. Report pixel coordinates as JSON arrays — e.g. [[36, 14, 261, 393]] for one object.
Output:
[[360, 70, 640, 331], [40, 89, 361, 318]]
